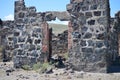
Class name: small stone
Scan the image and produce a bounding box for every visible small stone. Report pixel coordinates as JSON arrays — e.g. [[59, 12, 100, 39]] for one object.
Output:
[[68, 69, 74, 73], [85, 12, 92, 18], [97, 17, 106, 25], [82, 6, 89, 11], [94, 11, 101, 16], [88, 20, 95, 25], [80, 40, 86, 47], [67, 76, 72, 79], [84, 32, 92, 39], [14, 32, 20, 36], [6, 72, 9, 76], [67, 4, 73, 12], [82, 48, 93, 53], [46, 67, 53, 74], [90, 5, 97, 10]]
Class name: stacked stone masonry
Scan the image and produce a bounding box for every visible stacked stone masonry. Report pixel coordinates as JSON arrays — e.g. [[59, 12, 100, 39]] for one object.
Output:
[[52, 30, 68, 55], [67, 0, 110, 72], [0, 0, 120, 73], [13, 0, 50, 67]]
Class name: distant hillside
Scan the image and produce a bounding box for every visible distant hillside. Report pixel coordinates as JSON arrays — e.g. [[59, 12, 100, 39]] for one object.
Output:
[[49, 23, 68, 35]]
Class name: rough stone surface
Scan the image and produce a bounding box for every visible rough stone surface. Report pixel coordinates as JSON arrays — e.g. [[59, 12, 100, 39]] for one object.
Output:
[[13, 0, 52, 67], [52, 30, 68, 55], [67, 0, 111, 73]]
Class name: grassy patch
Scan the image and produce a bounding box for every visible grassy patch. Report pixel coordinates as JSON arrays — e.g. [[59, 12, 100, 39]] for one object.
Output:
[[33, 62, 42, 71], [21, 65, 31, 71], [39, 62, 52, 74], [0, 46, 3, 53], [63, 52, 68, 60], [32, 62, 53, 73]]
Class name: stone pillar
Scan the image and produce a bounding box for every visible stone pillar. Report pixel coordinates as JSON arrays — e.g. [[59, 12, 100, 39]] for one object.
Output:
[[67, 0, 110, 72], [13, 0, 44, 67]]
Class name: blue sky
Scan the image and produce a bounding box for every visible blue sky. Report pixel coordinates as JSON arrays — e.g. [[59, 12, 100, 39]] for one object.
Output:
[[0, 0, 120, 22]]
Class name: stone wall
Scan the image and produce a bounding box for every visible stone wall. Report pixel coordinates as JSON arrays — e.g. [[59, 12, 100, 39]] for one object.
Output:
[[52, 30, 68, 55], [110, 11, 120, 61], [13, 0, 50, 67], [13, 0, 70, 67], [0, 0, 70, 67], [67, 0, 111, 72], [0, 21, 14, 61]]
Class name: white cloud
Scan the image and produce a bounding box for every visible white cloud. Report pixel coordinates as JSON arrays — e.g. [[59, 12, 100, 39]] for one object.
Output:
[[4, 14, 14, 20], [48, 18, 68, 25]]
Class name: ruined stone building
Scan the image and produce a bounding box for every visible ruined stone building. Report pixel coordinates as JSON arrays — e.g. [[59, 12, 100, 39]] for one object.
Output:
[[0, 0, 120, 73], [0, 0, 70, 67]]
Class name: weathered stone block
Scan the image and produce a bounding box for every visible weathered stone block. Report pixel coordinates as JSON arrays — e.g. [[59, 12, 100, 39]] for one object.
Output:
[[88, 20, 95, 25], [82, 48, 93, 53], [90, 5, 97, 10], [87, 40, 94, 46], [81, 26, 88, 32], [45, 12, 56, 21], [82, 6, 89, 11], [96, 33, 105, 40], [29, 45, 36, 51], [28, 6, 36, 12], [96, 41, 104, 48], [72, 32, 81, 38], [14, 44, 19, 49], [84, 32, 92, 39], [34, 39, 41, 44], [95, 48, 106, 54], [18, 12, 25, 18], [8, 37, 13, 41], [97, 17, 106, 25], [67, 4, 73, 12], [16, 25, 24, 30], [27, 38, 33, 44], [17, 49, 24, 55], [80, 40, 86, 46], [18, 37, 25, 42], [85, 12, 92, 18], [14, 32, 20, 36], [94, 11, 101, 16]]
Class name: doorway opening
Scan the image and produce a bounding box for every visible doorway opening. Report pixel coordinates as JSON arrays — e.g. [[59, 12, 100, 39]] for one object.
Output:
[[48, 18, 68, 57]]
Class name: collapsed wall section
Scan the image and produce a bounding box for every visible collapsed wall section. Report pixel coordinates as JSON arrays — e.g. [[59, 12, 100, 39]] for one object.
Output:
[[67, 0, 110, 72]]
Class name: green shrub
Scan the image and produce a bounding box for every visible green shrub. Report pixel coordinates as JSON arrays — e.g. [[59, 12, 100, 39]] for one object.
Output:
[[33, 62, 42, 71], [63, 52, 68, 60], [39, 62, 53, 74], [0, 46, 3, 53], [21, 65, 31, 70]]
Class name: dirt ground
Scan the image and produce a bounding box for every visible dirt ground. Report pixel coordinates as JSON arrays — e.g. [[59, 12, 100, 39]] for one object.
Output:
[[0, 62, 120, 80]]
